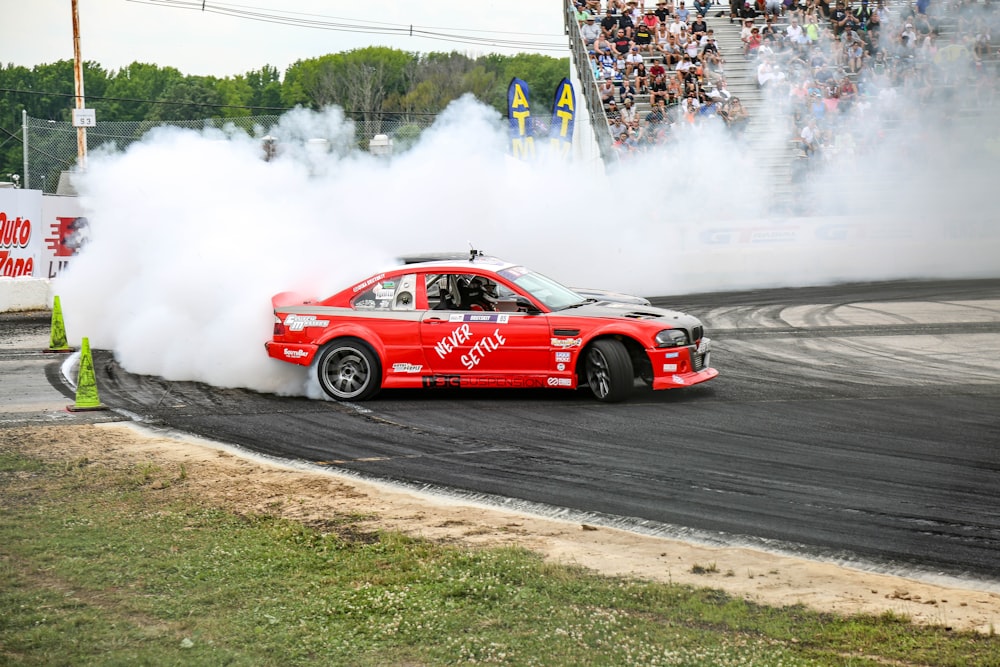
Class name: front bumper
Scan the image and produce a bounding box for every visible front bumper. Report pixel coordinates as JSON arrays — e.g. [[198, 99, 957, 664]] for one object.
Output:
[[650, 337, 717, 389]]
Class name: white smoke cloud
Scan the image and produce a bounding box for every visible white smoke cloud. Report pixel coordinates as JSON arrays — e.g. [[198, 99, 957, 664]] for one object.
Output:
[[56, 88, 999, 396]]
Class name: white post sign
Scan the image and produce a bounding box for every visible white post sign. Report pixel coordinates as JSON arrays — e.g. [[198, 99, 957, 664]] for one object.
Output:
[[72, 108, 96, 127]]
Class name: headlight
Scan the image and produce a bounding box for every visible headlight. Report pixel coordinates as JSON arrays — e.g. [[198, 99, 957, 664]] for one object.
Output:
[[655, 329, 688, 347]]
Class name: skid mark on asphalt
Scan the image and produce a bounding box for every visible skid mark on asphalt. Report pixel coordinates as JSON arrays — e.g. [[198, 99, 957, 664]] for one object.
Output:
[[313, 446, 517, 466]]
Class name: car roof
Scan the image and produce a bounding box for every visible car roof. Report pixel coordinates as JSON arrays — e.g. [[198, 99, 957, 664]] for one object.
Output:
[[393, 253, 519, 275]]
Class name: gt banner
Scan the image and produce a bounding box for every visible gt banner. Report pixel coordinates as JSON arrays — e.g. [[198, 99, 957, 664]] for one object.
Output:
[[548, 78, 576, 159], [507, 77, 535, 161]]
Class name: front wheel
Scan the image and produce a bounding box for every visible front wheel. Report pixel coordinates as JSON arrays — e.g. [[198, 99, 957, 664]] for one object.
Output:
[[316, 339, 382, 401], [584, 339, 634, 402]]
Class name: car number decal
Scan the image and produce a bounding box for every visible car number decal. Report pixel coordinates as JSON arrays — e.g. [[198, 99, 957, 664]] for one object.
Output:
[[448, 313, 510, 324]]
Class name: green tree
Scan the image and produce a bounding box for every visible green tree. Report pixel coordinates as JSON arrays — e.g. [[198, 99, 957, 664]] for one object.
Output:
[[103, 62, 184, 121], [148, 76, 224, 121]]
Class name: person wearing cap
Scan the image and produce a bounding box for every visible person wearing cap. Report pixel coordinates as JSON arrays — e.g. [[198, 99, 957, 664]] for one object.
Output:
[[654, 1, 671, 23], [625, 45, 644, 73], [676, 22, 691, 49], [600, 8, 619, 38], [581, 14, 601, 47], [701, 33, 725, 73], [899, 21, 916, 47], [617, 9, 635, 39], [633, 13, 655, 55], [740, 18, 756, 50], [830, 1, 849, 37], [677, 1, 691, 22], [744, 26, 762, 56], [620, 96, 638, 123], [606, 98, 622, 122], [739, 1, 758, 21]]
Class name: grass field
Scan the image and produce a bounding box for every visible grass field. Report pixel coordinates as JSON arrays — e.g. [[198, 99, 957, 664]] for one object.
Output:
[[2, 443, 998, 666]]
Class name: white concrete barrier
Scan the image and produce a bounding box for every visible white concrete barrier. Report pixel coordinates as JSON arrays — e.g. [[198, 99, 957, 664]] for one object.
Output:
[[0, 277, 52, 312]]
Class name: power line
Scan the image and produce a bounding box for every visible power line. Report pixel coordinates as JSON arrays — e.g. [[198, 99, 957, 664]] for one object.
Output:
[[126, 0, 569, 52], [0, 87, 292, 112], [1, 87, 446, 118]]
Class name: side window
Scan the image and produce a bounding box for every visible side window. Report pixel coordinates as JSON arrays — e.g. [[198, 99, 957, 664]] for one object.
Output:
[[351, 273, 417, 311], [425, 273, 453, 310]]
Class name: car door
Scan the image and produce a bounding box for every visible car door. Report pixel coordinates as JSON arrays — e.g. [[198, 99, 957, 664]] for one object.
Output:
[[419, 273, 550, 386]]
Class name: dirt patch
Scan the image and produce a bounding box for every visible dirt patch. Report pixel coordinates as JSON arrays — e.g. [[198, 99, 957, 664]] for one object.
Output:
[[6, 423, 999, 634]]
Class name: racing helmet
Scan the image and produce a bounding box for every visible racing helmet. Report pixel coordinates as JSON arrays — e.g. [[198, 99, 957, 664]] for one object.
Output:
[[469, 276, 498, 299]]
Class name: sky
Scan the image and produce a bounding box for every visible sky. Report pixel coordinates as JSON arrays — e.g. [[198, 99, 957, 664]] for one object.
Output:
[[3, 0, 568, 78]]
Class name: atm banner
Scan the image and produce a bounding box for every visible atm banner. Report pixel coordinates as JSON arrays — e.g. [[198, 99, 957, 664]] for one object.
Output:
[[507, 77, 535, 160], [548, 78, 576, 158]]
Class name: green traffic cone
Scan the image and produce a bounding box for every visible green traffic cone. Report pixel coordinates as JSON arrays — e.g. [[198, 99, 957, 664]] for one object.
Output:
[[68, 337, 107, 412], [45, 295, 73, 353]]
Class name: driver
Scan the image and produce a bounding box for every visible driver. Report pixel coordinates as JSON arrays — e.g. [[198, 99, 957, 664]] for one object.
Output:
[[464, 276, 498, 311]]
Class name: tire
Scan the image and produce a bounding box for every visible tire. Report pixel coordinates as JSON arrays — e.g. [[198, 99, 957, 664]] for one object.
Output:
[[584, 339, 634, 403], [316, 339, 382, 401]]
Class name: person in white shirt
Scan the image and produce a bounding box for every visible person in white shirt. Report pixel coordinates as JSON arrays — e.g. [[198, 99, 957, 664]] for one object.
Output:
[[581, 16, 602, 47], [620, 97, 638, 124], [786, 16, 806, 48], [669, 15, 685, 37], [625, 47, 645, 75]]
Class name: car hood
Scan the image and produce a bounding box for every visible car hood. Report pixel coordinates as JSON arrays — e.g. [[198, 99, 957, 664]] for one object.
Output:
[[571, 287, 651, 306], [551, 300, 703, 330]]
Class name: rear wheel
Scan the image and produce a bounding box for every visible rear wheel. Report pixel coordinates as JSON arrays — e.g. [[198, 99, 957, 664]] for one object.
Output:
[[585, 339, 634, 402], [316, 339, 381, 401]]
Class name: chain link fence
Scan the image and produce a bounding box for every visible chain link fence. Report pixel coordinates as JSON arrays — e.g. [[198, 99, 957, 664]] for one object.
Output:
[[22, 113, 439, 193]]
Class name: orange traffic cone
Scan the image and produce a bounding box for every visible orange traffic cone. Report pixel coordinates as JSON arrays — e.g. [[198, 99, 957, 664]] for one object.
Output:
[[67, 337, 107, 412], [45, 295, 73, 353]]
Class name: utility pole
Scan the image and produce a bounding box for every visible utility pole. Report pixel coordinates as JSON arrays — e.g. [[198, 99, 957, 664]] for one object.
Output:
[[71, 0, 89, 169]]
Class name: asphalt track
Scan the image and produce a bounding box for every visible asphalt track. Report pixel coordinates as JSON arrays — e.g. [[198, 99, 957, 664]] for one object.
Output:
[[7, 280, 1000, 582]]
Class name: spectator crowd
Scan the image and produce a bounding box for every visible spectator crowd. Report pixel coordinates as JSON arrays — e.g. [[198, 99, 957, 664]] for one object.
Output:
[[571, 0, 998, 162]]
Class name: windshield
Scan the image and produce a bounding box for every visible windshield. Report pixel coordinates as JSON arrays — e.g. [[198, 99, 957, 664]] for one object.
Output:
[[498, 267, 586, 311]]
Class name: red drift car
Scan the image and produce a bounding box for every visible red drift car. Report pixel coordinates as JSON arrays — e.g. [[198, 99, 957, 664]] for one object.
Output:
[[266, 252, 717, 402]]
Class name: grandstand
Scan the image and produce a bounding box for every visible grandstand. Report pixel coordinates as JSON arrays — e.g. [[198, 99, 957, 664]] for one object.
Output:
[[564, 0, 998, 206]]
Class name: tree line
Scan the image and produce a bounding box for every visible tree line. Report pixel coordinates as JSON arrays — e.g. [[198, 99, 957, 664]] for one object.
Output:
[[0, 47, 569, 178]]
